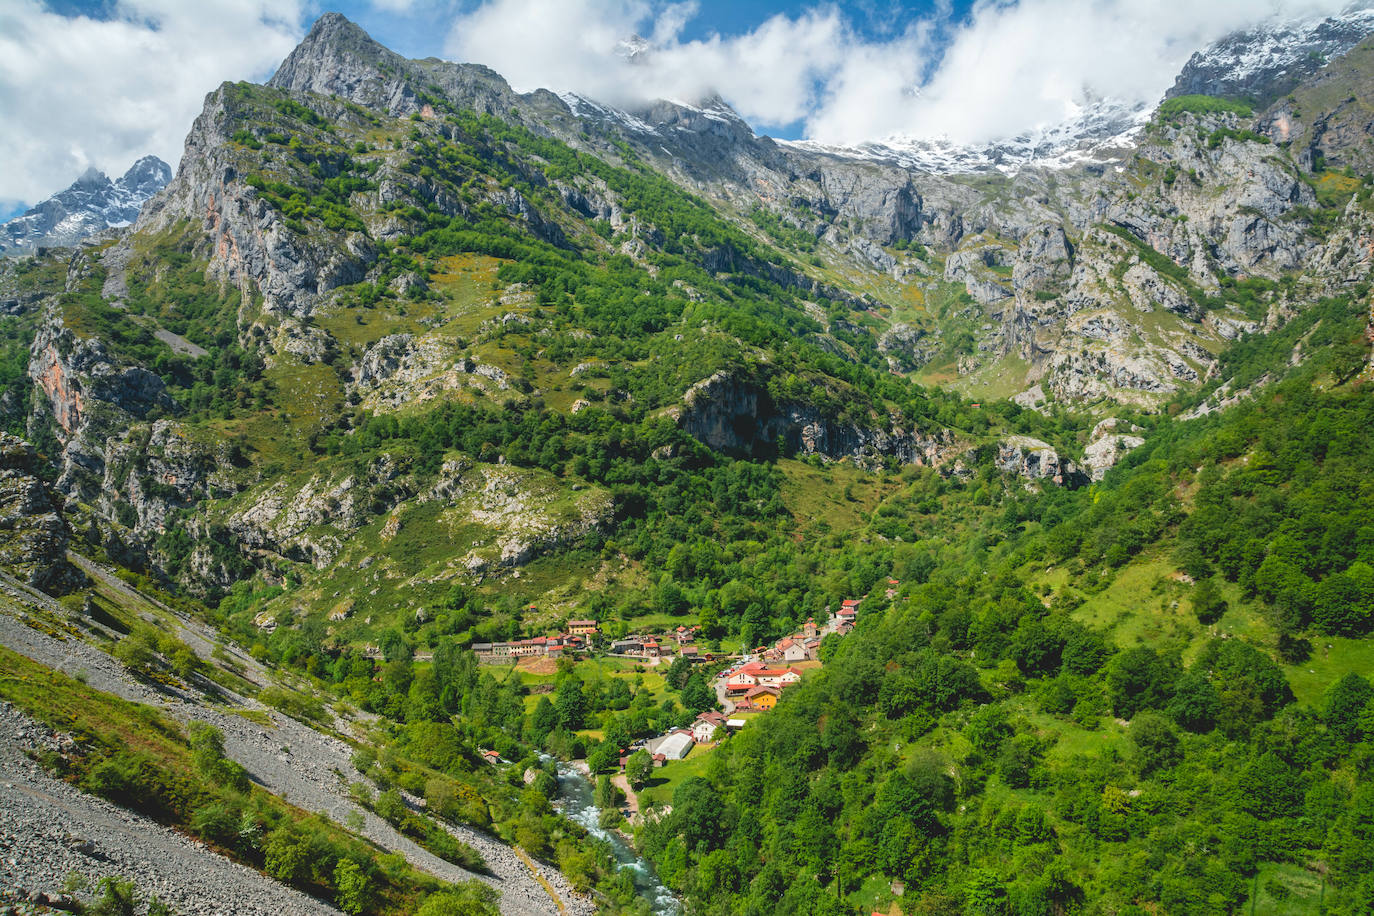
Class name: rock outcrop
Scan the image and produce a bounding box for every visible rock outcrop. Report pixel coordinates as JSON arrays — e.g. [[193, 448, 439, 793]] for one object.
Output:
[[675, 370, 959, 470], [1082, 419, 1147, 481], [993, 436, 1086, 487], [0, 434, 84, 594]]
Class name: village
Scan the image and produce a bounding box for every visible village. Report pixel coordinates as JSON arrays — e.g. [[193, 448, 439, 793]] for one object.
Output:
[[473, 592, 877, 785]]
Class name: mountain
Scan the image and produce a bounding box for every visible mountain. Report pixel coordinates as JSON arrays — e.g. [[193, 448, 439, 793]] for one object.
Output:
[[1168, 5, 1374, 106], [784, 6, 1374, 177], [0, 155, 171, 256], [1, 11, 1373, 916], [785, 96, 1154, 176]]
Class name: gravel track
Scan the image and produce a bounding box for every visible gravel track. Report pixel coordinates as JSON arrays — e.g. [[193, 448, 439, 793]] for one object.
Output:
[[0, 570, 597, 916]]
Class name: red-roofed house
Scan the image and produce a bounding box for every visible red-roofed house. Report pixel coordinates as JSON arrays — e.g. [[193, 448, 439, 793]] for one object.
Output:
[[692, 711, 727, 743], [742, 686, 780, 710]]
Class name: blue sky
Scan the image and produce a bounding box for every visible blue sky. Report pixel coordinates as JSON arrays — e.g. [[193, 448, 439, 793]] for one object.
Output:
[[323, 1, 977, 61], [0, 0, 1352, 216]]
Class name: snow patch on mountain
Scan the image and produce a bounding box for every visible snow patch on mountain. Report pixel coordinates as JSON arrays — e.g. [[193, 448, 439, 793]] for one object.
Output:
[[784, 6, 1374, 177]]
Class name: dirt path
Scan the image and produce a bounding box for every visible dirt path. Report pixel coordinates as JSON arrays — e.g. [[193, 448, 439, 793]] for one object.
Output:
[[610, 773, 639, 818]]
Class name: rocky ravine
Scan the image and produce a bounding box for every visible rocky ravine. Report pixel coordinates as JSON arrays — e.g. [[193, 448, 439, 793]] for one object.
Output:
[[0, 570, 595, 916]]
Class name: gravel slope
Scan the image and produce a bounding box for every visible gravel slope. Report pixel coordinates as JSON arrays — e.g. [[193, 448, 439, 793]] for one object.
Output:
[[0, 700, 343, 916], [0, 568, 597, 916]]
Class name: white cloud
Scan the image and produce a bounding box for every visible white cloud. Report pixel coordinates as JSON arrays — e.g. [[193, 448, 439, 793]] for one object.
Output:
[[0, 0, 305, 211], [444, 0, 1356, 145]]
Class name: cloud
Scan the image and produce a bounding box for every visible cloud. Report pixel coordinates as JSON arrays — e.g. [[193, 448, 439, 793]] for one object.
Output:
[[0, 0, 305, 211], [444, 0, 1355, 145]]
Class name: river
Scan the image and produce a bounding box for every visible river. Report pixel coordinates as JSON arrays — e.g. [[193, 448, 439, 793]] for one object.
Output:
[[552, 761, 682, 915]]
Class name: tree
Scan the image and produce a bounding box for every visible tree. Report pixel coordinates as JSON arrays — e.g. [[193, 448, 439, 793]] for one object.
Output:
[[1168, 670, 1219, 733], [1106, 648, 1179, 718], [1238, 751, 1303, 820], [681, 673, 714, 713], [375, 788, 407, 825], [1314, 562, 1374, 635], [587, 739, 620, 773], [188, 721, 249, 792], [114, 628, 159, 671], [965, 868, 1008, 916], [595, 773, 624, 809], [1190, 577, 1228, 624], [966, 704, 1012, 758], [1327, 673, 1373, 743], [1194, 638, 1292, 734], [673, 777, 729, 853], [529, 696, 559, 744], [406, 669, 443, 722], [996, 735, 1043, 788], [626, 749, 654, 790], [664, 654, 692, 691], [379, 627, 410, 664], [555, 677, 585, 731], [1129, 712, 1182, 775], [333, 859, 371, 915]]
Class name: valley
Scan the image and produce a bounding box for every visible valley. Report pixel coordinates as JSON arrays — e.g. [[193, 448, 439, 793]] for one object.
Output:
[[1, 6, 1374, 916]]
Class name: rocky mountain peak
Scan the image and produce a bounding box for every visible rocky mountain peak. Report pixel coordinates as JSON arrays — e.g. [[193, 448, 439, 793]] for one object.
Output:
[[119, 155, 173, 193], [74, 167, 109, 189], [1167, 6, 1374, 107], [0, 155, 171, 256], [266, 12, 526, 122], [266, 11, 409, 110]]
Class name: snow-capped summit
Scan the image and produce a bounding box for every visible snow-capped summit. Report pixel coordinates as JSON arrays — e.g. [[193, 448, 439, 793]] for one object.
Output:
[[783, 6, 1374, 177], [1167, 5, 1374, 105], [0, 155, 172, 256], [784, 97, 1152, 176]]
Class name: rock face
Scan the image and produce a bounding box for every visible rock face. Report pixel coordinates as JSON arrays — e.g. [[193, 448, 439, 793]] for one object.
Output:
[[1259, 33, 1374, 175], [9, 7, 1374, 609], [994, 436, 1086, 488], [0, 434, 84, 594], [676, 370, 958, 469], [0, 156, 171, 256], [1082, 419, 1146, 481], [28, 295, 179, 509]]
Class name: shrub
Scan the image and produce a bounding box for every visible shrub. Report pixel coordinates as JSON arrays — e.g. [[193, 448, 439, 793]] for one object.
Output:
[[1158, 94, 1253, 120], [86, 877, 138, 916], [334, 858, 372, 915], [189, 721, 250, 792], [374, 788, 408, 825]]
